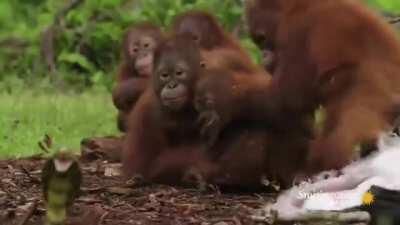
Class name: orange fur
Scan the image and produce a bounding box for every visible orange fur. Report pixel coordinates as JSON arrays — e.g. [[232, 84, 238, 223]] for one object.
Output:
[[112, 23, 164, 131], [243, 0, 400, 171]]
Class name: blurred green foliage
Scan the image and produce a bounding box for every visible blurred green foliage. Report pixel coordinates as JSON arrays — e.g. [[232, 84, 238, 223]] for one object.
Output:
[[0, 0, 251, 91], [366, 0, 400, 13], [0, 0, 399, 92]]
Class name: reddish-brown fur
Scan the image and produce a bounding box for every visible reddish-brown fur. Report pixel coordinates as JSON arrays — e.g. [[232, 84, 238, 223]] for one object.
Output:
[[112, 22, 164, 131], [121, 35, 209, 184], [171, 10, 243, 52], [150, 123, 308, 189], [121, 88, 209, 182], [171, 10, 270, 76], [124, 90, 305, 188], [245, 0, 282, 74], [122, 35, 300, 188], [197, 0, 400, 174], [112, 77, 148, 131], [118, 22, 164, 81], [209, 123, 308, 188], [195, 65, 310, 186]]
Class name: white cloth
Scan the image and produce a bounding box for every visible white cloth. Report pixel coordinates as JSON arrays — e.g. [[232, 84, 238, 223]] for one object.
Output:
[[266, 132, 400, 220]]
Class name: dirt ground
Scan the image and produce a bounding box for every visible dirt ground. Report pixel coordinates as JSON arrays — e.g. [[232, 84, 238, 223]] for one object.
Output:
[[0, 137, 275, 225]]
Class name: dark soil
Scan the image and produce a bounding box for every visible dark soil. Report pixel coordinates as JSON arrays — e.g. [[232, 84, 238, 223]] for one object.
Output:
[[0, 137, 275, 225]]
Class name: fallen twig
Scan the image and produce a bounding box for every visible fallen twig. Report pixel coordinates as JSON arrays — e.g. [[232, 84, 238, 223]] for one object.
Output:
[[19, 165, 40, 184], [389, 17, 400, 24], [98, 211, 109, 225], [17, 200, 38, 225]]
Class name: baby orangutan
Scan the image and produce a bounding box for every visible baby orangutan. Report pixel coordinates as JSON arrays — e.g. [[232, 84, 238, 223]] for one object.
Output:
[[112, 22, 164, 131]]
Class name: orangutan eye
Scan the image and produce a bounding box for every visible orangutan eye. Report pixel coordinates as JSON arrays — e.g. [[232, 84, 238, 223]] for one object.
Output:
[[254, 32, 266, 45], [160, 72, 169, 79], [176, 70, 183, 76]]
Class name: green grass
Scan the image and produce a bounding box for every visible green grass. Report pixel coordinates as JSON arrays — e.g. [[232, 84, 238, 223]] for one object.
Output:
[[0, 90, 118, 158], [367, 0, 400, 13]]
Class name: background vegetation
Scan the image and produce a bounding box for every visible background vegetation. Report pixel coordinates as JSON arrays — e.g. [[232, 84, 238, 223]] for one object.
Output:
[[0, 0, 399, 157]]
